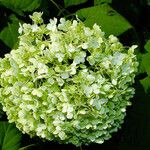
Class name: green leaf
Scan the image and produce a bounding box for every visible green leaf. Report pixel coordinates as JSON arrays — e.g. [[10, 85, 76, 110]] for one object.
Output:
[[140, 77, 150, 93], [64, 0, 87, 7], [76, 5, 133, 36], [0, 0, 41, 15], [94, 0, 112, 5], [144, 40, 150, 52], [140, 40, 150, 76], [141, 52, 150, 76], [147, 0, 150, 6], [140, 40, 150, 92], [0, 15, 20, 48], [0, 122, 22, 150]]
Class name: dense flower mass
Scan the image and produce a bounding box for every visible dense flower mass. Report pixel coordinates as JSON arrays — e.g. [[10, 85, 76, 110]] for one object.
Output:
[[0, 12, 138, 146]]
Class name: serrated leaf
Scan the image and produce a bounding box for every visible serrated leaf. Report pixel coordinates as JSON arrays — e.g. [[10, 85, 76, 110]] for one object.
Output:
[[0, 122, 22, 150], [76, 5, 132, 36], [0, 15, 20, 48], [0, 0, 41, 15], [64, 0, 87, 7], [94, 0, 112, 5]]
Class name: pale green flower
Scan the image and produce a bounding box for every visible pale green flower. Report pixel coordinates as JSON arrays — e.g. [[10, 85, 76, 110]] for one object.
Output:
[[0, 12, 138, 146], [47, 18, 57, 31]]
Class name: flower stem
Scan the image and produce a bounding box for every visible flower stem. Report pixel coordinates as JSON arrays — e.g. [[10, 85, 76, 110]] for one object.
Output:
[[50, 0, 70, 16], [50, 0, 62, 13], [80, 145, 83, 150]]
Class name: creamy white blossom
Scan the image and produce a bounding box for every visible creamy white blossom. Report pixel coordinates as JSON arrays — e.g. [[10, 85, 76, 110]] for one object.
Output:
[[0, 12, 138, 146]]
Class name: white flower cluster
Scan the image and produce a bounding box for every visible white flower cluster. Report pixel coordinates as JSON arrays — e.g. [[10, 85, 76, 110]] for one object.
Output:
[[0, 12, 138, 146]]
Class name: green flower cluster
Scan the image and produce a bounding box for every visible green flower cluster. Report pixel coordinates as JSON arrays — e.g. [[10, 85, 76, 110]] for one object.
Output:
[[0, 12, 138, 146]]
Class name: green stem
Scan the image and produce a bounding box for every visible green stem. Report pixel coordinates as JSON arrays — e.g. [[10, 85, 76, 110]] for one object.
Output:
[[50, 0, 62, 13], [80, 145, 83, 150], [19, 144, 36, 150], [64, 13, 76, 19], [50, 0, 70, 16]]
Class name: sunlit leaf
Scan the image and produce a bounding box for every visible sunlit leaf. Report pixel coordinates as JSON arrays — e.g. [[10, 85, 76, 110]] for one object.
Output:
[[76, 5, 133, 36]]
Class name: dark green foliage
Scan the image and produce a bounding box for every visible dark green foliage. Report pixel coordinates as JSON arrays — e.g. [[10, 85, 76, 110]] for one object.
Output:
[[0, 0, 150, 149], [140, 40, 150, 92], [76, 4, 132, 36], [147, 0, 150, 6], [0, 15, 20, 48], [0, 122, 22, 150], [64, 0, 88, 7], [0, 104, 4, 119], [0, 0, 41, 15], [94, 0, 112, 5]]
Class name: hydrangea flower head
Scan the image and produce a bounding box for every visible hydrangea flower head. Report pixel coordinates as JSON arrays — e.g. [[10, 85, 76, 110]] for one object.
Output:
[[0, 12, 138, 146]]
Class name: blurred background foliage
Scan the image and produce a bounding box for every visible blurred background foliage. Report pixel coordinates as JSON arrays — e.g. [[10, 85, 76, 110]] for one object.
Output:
[[0, 0, 150, 150]]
